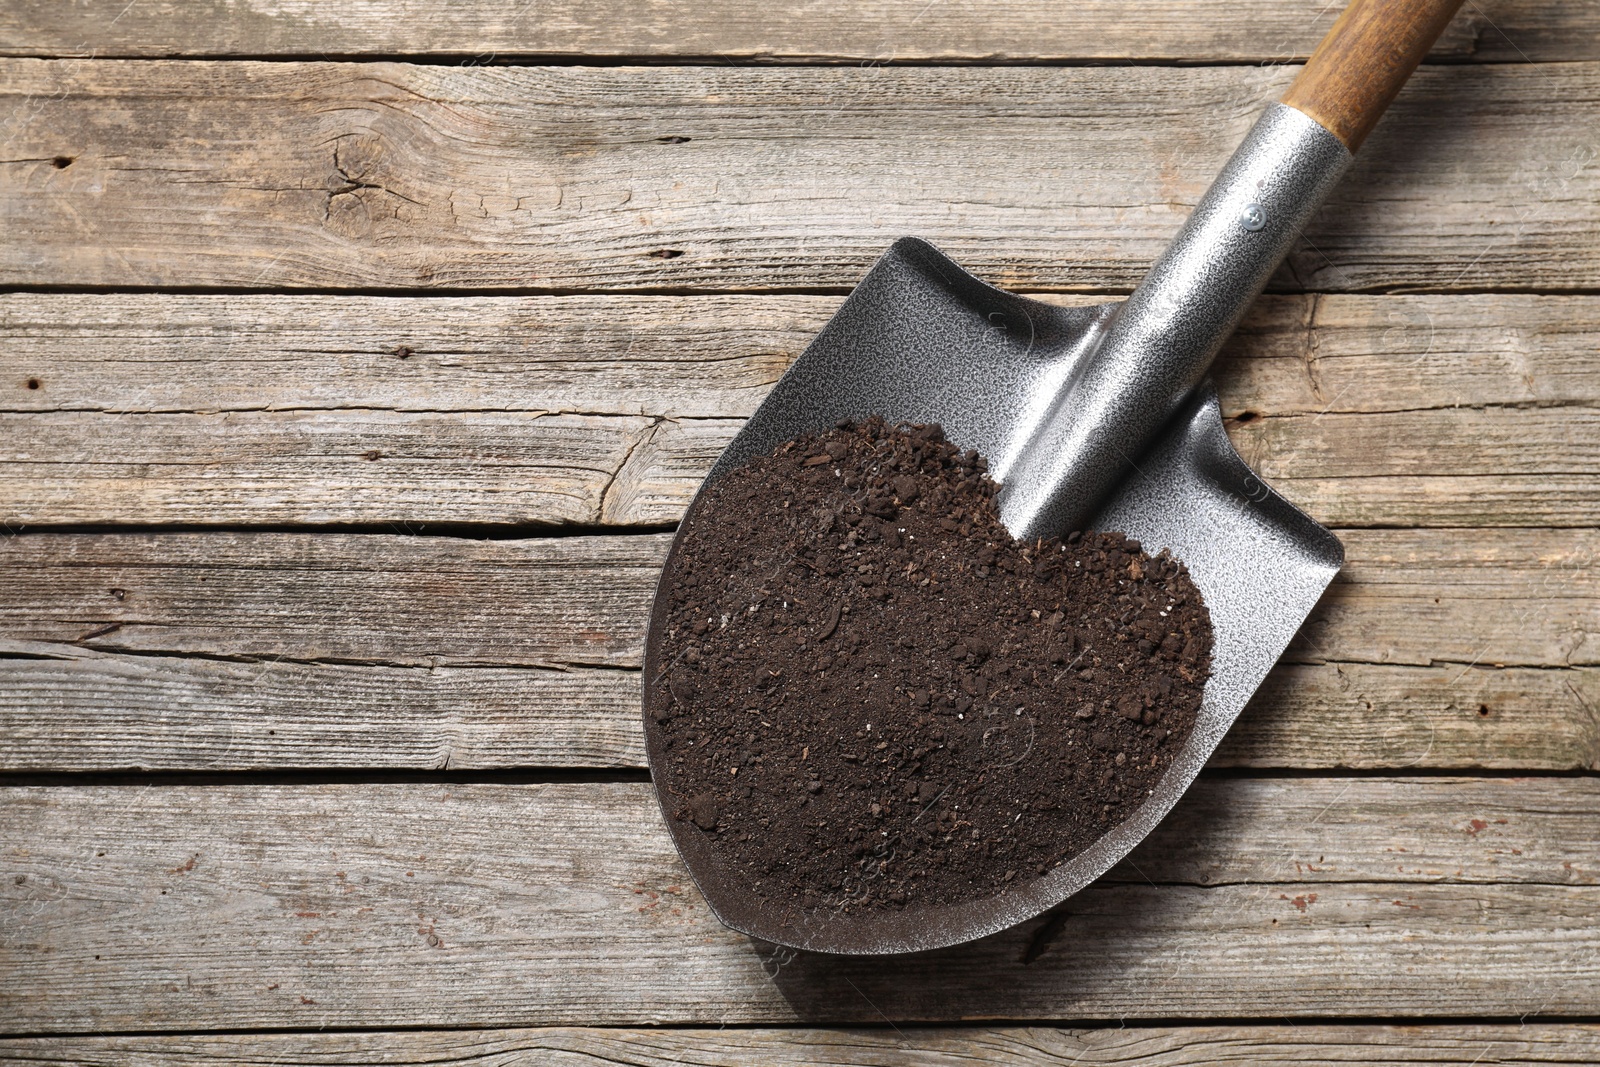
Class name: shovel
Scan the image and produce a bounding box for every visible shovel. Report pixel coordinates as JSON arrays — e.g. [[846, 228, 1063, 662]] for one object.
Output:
[[644, 0, 1465, 954]]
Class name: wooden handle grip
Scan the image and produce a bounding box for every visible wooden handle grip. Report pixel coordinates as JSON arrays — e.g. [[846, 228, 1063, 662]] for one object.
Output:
[[1282, 0, 1465, 152]]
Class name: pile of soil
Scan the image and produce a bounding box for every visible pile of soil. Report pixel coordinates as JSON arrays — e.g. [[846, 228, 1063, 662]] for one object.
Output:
[[645, 417, 1212, 913]]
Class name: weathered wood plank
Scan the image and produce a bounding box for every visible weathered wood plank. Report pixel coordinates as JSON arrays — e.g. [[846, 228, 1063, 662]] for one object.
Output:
[[1218, 295, 1600, 418], [0, 409, 746, 527], [1304, 528, 1599, 669], [1281, 474, 1600, 530], [5, 407, 1590, 528], [9, 293, 1597, 418], [0, 529, 1590, 670], [0, 292, 814, 418], [1, 779, 1596, 1030], [1, 647, 1593, 773], [0, 645, 644, 771], [11, 410, 1598, 530], [2, 0, 1589, 62], [4, 1024, 1599, 1066], [3, 293, 1595, 528], [0, 532, 669, 669], [2, 62, 1596, 292], [1222, 662, 1600, 771]]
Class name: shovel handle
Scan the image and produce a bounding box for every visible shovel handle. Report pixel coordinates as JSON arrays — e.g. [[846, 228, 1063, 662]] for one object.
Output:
[[1282, 0, 1465, 152], [1001, 0, 1467, 540]]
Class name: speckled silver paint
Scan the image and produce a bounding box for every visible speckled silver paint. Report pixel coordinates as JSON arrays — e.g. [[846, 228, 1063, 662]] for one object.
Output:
[[1001, 103, 1352, 541], [646, 104, 1352, 956]]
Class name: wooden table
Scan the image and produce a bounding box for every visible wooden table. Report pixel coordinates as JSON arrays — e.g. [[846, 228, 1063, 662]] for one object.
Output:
[[2, 2, 1597, 1062]]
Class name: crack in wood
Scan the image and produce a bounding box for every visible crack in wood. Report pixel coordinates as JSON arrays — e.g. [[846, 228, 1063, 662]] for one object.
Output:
[[595, 415, 665, 525]]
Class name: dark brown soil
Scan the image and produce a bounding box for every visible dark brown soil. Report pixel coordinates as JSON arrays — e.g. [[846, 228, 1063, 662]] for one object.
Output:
[[646, 417, 1212, 913]]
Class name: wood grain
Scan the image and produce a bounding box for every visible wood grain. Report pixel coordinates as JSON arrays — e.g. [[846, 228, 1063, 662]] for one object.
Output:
[[3, 293, 1595, 528], [0, 0, 1586, 63], [0, 410, 744, 527], [0, 528, 1593, 671], [0, 292, 816, 419], [0, 647, 1593, 773], [4, 407, 1591, 529], [1, 779, 1595, 1031], [0, 527, 1592, 771], [1222, 662, 1599, 771], [4, 1024, 1599, 1066], [0, 0, 1592, 1048], [0, 531, 669, 670], [9, 293, 1597, 419], [0, 647, 645, 771], [1281, 0, 1466, 152], [2, 62, 1596, 292]]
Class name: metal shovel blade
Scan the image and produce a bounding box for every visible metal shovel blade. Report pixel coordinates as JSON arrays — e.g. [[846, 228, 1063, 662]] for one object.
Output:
[[643, 236, 1343, 955]]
